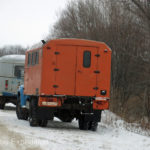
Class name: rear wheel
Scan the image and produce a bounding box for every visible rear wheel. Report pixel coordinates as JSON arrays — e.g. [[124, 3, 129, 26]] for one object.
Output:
[[16, 97, 28, 120], [78, 116, 90, 130], [88, 121, 98, 131], [0, 103, 5, 109], [29, 98, 38, 127], [78, 111, 100, 131], [0, 98, 5, 109]]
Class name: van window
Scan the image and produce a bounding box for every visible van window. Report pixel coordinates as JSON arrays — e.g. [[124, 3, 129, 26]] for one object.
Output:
[[35, 51, 39, 64], [28, 53, 31, 65], [14, 66, 24, 78], [83, 51, 91, 68]]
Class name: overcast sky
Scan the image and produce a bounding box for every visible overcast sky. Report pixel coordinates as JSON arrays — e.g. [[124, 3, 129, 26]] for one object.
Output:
[[0, 0, 68, 47]]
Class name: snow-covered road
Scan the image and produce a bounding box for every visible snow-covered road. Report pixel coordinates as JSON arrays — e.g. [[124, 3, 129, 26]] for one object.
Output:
[[0, 105, 150, 150]]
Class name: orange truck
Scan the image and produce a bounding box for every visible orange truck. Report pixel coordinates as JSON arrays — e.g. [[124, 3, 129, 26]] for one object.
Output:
[[16, 39, 111, 131]]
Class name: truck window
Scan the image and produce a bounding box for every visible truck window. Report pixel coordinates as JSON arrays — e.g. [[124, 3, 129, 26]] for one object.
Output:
[[28, 53, 31, 65], [35, 51, 39, 64], [14, 66, 24, 78], [83, 51, 91, 68], [32, 53, 35, 65]]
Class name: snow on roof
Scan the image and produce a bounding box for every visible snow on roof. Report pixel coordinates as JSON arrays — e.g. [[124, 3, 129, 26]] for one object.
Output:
[[0, 55, 25, 64]]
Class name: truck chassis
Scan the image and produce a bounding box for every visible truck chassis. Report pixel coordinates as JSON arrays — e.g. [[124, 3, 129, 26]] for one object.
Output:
[[16, 93, 102, 131]]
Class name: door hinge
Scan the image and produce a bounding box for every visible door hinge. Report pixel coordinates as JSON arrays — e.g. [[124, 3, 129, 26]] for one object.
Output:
[[94, 70, 100, 74], [95, 54, 100, 57], [53, 85, 59, 88], [54, 68, 59, 71], [54, 51, 60, 55], [93, 87, 99, 90]]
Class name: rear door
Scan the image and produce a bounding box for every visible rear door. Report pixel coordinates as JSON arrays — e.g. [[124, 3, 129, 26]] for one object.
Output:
[[75, 46, 99, 96], [54, 45, 77, 95], [96, 48, 111, 97]]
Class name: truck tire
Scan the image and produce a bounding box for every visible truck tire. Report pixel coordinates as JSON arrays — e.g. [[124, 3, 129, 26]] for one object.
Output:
[[29, 98, 38, 127], [0, 103, 5, 109], [78, 111, 100, 131], [88, 111, 101, 131], [78, 116, 89, 130], [0, 99, 5, 109], [16, 102, 28, 120], [88, 121, 98, 131]]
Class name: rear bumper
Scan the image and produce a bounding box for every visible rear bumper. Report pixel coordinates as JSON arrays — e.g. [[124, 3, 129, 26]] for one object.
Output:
[[93, 97, 109, 110], [38, 96, 109, 111]]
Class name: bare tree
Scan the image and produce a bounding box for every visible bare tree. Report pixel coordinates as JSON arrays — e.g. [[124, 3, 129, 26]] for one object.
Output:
[[0, 45, 26, 57], [48, 0, 150, 123]]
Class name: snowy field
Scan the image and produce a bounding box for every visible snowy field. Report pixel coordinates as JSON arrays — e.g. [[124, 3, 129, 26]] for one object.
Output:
[[0, 104, 150, 150]]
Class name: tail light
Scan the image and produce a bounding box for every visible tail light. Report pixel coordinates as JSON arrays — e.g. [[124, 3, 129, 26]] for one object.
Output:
[[5, 80, 8, 90], [93, 99, 109, 110], [38, 97, 62, 107]]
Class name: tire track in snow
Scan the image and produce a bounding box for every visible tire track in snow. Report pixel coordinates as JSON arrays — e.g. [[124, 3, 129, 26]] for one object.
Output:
[[0, 122, 42, 150]]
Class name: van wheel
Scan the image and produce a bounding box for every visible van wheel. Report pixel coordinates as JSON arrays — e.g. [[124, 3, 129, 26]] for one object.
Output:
[[0, 103, 5, 109], [16, 100, 28, 120], [0, 99, 5, 109], [78, 116, 89, 130], [38, 120, 48, 127], [29, 98, 38, 127]]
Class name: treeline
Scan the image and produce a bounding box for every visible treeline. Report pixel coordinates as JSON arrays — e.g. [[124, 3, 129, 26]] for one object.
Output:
[[0, 45, 26, 57], [48, 0, 150, 124]]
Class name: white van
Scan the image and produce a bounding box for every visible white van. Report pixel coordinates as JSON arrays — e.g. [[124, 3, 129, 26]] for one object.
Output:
[[0, 55, 25, 109]]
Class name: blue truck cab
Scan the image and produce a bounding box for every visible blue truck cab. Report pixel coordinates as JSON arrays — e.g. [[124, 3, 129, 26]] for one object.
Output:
[[18, 85, 30, 107]]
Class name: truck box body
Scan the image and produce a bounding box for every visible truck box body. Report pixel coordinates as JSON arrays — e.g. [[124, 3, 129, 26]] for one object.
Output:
[[24, 39, 111, 102], [17, 39, 111, 130]]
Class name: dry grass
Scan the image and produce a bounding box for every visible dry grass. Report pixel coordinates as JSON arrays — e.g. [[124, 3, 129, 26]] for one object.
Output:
[[101, 110, 150, 136]]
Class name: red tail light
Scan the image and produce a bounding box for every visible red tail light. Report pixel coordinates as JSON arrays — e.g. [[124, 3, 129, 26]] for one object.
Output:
[[38, 97, 62, 107], [5, 80, 8, 90]]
